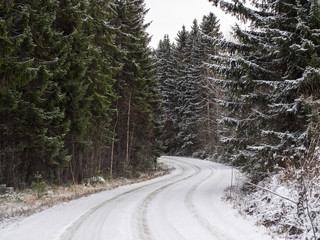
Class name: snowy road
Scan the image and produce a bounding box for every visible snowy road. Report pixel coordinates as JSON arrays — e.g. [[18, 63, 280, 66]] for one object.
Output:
[[0, 157, 274, 240]]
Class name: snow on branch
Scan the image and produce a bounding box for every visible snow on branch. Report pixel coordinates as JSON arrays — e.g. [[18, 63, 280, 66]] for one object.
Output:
[[261, 130, 294, 140]]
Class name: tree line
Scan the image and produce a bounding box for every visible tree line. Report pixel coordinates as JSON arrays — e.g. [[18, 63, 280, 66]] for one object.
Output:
[[156, 0, 320, 182], [156, 14, 223, 158], [0, 0, 162, 188]]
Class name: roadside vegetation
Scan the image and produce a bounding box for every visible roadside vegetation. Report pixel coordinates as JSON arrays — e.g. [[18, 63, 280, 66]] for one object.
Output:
[[0, 162, 170, 225]]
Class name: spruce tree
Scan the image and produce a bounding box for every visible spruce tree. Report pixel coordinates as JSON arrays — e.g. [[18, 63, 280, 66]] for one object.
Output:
[[209, 0, 320, 181], [110, 0, 161, 174], [82, 0, 118, 180], [199, 12, 223, 158], [0, 0, 70, 186], [54, 0, 91, 183], [0, 0, 162, 186], [179, 20, 206, 155], [156, 15, 223, 157], [155, 35, 177, 153], [0, 2, 35, 186], [169, 25, 192, 154]]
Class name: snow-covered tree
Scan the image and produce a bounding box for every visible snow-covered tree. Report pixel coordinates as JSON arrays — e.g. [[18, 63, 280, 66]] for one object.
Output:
[[156, 14, 223, 157], [156, 35, 178, 153], [179, 21, 205, 154], [209, 0, 320, 181], [159, 24, 204, 155], [199, 13, 223, 157]]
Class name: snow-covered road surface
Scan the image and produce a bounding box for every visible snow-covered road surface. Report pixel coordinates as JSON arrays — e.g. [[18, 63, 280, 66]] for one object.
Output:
[[0, 156, 275, 240]]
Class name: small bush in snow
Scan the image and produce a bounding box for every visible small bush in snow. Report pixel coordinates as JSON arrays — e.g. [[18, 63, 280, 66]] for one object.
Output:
[[31, 172, 47, 199]]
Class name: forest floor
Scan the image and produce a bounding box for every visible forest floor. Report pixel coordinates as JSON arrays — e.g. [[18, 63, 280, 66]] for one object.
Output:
[[0, 163, 171, 228]]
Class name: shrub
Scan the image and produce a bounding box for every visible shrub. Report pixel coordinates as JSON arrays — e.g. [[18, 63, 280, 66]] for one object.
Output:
[[31, 172, 47, 199]]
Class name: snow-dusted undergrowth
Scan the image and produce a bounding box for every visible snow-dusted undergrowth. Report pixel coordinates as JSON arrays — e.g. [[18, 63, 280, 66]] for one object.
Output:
[[229, 162, 320, 240]]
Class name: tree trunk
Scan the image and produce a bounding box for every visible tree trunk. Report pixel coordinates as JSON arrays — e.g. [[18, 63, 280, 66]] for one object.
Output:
[[129, 125, 135, 166], [125, 92, 132, 169], [207, 101, 211, 140], [110, 100, 119, 177], [70, 141, 75, 184]]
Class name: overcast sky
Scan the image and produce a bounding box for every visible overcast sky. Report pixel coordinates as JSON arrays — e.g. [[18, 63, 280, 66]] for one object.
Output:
[[144, 0, 238, 48]]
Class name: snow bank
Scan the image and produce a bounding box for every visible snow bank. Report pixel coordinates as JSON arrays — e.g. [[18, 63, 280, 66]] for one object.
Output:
[[229, 168, 320, 240]]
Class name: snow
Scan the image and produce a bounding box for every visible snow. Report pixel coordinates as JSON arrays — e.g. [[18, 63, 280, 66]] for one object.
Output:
[[0, 157, 274, 240], [230, 165, 320, 240]]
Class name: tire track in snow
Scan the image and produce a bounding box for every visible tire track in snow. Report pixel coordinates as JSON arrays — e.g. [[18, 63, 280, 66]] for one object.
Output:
[[133, 160, 201, 240], [56, 157, 186, 240], [57, 186, 147, 240], [184, 164, 232, 240]]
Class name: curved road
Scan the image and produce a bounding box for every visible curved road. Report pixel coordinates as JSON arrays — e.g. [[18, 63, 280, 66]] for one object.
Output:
[[0, 157, 274, 240]]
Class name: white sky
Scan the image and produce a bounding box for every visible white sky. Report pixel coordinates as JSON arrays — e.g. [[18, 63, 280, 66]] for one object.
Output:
[[144, 0, 238, 48]]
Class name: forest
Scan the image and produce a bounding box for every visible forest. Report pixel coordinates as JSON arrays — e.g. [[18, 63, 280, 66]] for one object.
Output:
[[0, 0, 319, 190], [155, 0, 320, 238], [156, 0, 320, 181], [1, 0, 320, 238], [0, 0, 162, 188], [0, 0, 319, 189]]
